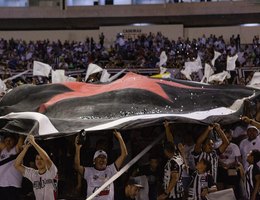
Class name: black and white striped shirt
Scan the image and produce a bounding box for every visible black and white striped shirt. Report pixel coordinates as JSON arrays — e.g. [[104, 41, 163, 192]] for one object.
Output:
[[245, 164, 260, 200], [192, 149, 220, 182], [163, 154, 184, 199], [188, 171, 216, 200]]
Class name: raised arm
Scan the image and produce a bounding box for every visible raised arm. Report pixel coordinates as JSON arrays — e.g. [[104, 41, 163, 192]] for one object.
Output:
[[16, 135, 25, 153], [14, 143, 31, 175], [74, 136, 84, 176], [241, 116, 260, 129], [194, 125, 213, 154], [114, 130, 128, 169], [164, 121, 174, 144], [178, 143, 189, 172], [213, 123, 229, 154], [28, 135, 53, 170]]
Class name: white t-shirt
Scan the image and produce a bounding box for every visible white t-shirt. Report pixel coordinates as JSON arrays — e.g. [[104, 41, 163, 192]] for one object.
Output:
[[0, 146, 23, 187], [219, 143, 241, 165], [232, 126, 246, 138], [84, 163, 118, 200], [24, 163, 58, 200], [240, 136, 260, 169]]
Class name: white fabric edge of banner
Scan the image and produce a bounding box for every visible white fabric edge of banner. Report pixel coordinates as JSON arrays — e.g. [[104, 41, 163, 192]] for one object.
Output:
[[84, 107, 236, 131], [84, 93, 254, 131], [86, 133, 164, 200], [0, 112, 59, 135]]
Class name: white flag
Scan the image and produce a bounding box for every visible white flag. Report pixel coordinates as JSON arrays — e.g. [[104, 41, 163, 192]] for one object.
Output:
[[65, 76, 77, 82], [201, 63, 214, 83], [159, 51, 167, 67], [208, 71, 231, 83], [226, 54, 238, 71], [51, 70, 66, 83], [212, 51, 221, 67], [100, 69, 111, 83], [33, 61, 52, 77], [181, 56, 202, 80], [207, 188, 236, 200], [52, 70, 77, 83], [247, 72, 260, 89], [85, 63, 103, 82], [0, 78, 6, 93]]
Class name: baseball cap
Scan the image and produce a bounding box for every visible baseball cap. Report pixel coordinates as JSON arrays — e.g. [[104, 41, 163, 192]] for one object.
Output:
[[127, 177, 144, 188], [93, 150, 107, 160], [247, 125, 259, 133]]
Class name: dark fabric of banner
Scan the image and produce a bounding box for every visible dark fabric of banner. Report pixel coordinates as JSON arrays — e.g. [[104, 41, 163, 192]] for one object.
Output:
[[0, 73, 259, 138], [0, 154, 18, 166]]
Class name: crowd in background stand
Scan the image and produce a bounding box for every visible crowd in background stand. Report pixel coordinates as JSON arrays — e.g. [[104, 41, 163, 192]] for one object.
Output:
[[0, 33, 259, 88]]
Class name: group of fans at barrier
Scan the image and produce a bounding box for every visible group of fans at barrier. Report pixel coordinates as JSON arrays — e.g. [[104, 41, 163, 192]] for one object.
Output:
[[0, 111, 259, 200]]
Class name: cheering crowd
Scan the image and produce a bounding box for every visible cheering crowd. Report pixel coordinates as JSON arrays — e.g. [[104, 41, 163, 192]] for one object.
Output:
[[0, 112, 260, 200], [0, 32, 260, 200]]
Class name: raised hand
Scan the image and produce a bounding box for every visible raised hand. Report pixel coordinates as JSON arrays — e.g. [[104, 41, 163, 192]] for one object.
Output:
[[241, 116, 251, 124], [113, 130, 122, 139], [75, 135, 82, 148], [163, 120, 170, 128]]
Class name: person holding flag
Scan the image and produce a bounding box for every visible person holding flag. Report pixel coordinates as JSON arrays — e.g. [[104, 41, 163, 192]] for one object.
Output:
[[14, 135, 58, 200], [74, 129, 128, 200]]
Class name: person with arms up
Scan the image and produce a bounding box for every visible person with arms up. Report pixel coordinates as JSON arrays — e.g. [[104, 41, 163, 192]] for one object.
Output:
[[0, 133, 24, 200], [217, 129, 242, 199], [240, 116, 260, 170], [157, 121, 184, 200], [74, 129, 128, 200], [192, 123, 229, 182], [14, 135, 58, 200]]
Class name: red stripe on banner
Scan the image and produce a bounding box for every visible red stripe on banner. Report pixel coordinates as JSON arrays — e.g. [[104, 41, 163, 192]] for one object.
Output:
[[38, 73, 197, 112]]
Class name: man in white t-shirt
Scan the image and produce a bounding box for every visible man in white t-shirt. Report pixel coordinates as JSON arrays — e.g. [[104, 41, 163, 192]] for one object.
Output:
[[14, 135, 58, 200], [0, 133, 24, 200], [239, 116, 260, 170], [74, 130, 128, 199], [218, 129, 242, 199]]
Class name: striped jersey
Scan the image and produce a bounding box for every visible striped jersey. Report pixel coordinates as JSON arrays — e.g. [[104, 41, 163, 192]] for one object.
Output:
[[188, 171, 216, 200], [163, 154, 184, 199], [245, 164, 260, 200], [192, 149, 220, 182]]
